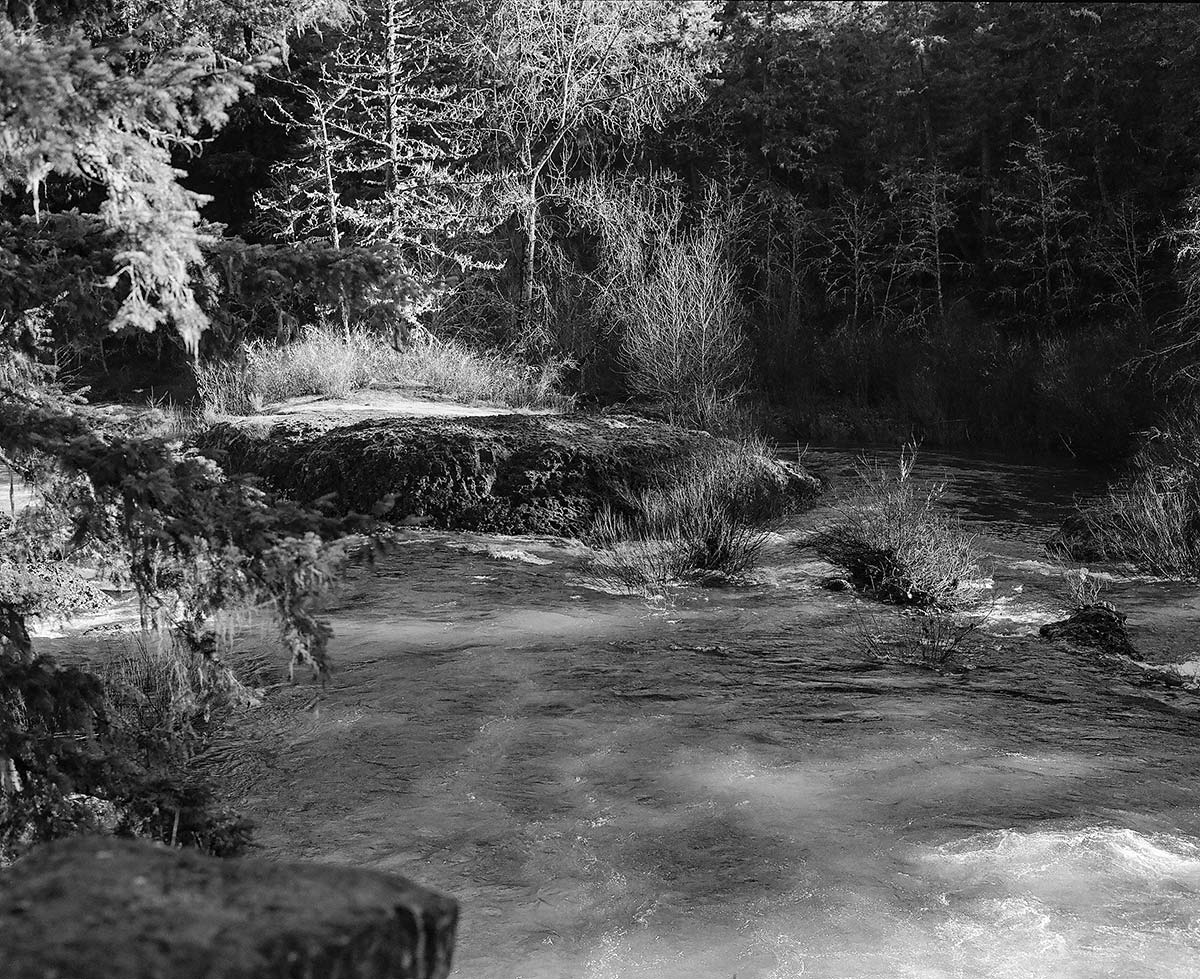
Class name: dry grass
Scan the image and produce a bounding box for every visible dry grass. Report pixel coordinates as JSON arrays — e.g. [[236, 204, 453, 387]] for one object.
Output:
[[1059, 567, 1107, 610], [1054, 414, 1200, 577], [196, 326, 572, 416], [812, 445, 979, 607], [586, 438, 792, 594]]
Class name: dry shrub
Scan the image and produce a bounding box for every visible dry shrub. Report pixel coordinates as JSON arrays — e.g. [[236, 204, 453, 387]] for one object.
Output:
[[813, 445, 978, 607], [851, 605, 990, 667], [581, 179, 749, 427], [1059, 567, 1107, 610]]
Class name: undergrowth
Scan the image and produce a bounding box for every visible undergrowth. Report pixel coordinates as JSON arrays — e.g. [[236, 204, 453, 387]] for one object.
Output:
[[1, 634, 256, 865], [196, 326, 572, 415], [812, 445, 978, 607]]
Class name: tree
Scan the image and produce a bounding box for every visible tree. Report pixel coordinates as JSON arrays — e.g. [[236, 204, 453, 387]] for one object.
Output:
[[456, 0, 705, 345], [0, 19, 380, 670], [992, 121, 1086, 328]]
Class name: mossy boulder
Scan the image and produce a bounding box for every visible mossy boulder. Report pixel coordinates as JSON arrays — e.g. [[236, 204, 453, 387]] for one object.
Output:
[[0, 836, 457, 979], [1039, 602, 1136, 657], [196, 413, 821, 535]]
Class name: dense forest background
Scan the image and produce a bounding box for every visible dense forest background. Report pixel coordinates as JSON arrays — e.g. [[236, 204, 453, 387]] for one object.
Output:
[[8, 1, 1200, 461]]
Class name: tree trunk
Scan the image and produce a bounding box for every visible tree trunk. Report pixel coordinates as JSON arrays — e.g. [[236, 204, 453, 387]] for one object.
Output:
[[384, 0, 402, 235], [1, 603, 32, 797], [1, 604, 32, 663], [520, 196, 538, 342], [979, 121, 993, 282]]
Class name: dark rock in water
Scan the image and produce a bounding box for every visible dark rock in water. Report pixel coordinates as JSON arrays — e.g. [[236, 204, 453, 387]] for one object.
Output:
[[1039, 602, 1137, 657], [196, 413, 822, 535], [0, 837, 457, 979]]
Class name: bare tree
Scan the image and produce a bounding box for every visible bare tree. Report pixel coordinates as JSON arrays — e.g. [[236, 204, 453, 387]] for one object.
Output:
[[457, 0, 705, 344]]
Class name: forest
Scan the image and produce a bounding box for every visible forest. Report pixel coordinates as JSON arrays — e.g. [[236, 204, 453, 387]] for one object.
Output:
[[6, 1, 1200, 454], [4, 3, 1200, 977]]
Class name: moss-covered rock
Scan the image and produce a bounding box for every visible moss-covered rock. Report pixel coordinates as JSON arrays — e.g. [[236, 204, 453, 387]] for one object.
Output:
[[196, 413, 821, 535], [0, 837, 457, 979], [1039, 602, 1137, 657]]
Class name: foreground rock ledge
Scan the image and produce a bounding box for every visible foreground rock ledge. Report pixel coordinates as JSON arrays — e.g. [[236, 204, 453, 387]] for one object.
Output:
[[0, 837, 458, 979], [198, 412, 822, 534]]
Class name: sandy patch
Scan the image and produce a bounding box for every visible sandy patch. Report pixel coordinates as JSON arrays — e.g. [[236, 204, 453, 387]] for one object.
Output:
[[241, 387, 559, 424]]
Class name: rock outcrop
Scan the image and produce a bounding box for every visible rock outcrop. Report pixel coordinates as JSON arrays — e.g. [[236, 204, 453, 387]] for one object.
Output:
[[0, 837, 458, 979], [197, 413, 822, 535]]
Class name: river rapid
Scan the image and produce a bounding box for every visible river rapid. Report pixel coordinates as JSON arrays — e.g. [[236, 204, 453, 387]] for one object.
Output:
[[38, 449, 1200, 977]]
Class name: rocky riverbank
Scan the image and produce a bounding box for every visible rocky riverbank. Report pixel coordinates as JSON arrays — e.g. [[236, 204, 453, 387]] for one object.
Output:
[[197, 412, 822, 535]]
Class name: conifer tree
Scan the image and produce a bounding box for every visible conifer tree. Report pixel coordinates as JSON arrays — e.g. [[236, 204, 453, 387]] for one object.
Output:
[[0, 18, 369, 671]]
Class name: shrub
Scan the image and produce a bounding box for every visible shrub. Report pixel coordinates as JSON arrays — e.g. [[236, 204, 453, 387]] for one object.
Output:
[[1059, 567, 1107, 609], [851, 605, 989, 667], [196, 326, 572, 416], [1053, 413, 1200, 576], [586, 438, 793, 593], [582, 180, 749, 426], [812, 445, 978, 607]]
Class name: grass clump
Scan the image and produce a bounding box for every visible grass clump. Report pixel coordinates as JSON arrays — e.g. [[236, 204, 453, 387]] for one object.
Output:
[[1054, 419, 1200, 576], [813, 445, 978, 607], [196, 325, 572, 415], [587, 438, 794, 594]]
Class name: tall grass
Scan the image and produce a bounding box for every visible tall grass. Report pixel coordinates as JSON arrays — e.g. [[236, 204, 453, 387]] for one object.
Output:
[[1054, 413, 1200, 576], [586, 438, 792, 593], [812, 445, 978, 607], [196, 326, 572, 416]]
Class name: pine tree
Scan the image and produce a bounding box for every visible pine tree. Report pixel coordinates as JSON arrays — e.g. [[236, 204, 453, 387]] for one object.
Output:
[[0, 19, 372, 671]]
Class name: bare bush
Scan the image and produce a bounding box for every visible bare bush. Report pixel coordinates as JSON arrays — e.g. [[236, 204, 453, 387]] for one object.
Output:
[[851, 604, 991, 667], [1059, 567, 1107, 609], [578, 179, 749, 427]]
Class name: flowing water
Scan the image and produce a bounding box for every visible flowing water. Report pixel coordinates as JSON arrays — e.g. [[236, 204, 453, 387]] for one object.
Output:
[[39, 450, 1200, 977]]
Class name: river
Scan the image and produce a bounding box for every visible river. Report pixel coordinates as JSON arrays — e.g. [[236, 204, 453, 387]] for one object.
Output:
[[39, 449, 1200, 977]]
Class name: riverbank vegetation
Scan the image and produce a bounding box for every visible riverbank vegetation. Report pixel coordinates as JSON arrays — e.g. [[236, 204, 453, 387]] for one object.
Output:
[[813, 447, 979, 608], [6, 0, 1200, 859], [11, 2, 1199, 458], [586, 437, 796, 592]]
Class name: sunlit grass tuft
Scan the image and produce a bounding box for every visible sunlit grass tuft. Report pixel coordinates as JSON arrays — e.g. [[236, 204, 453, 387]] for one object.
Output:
[[195, 326, 573, 416]]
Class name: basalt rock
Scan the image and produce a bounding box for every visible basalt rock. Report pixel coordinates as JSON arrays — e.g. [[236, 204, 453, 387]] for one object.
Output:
[[1039, 602, 1137, 657], [0, 836, 457, 979], [196, 413, 822, 535]]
